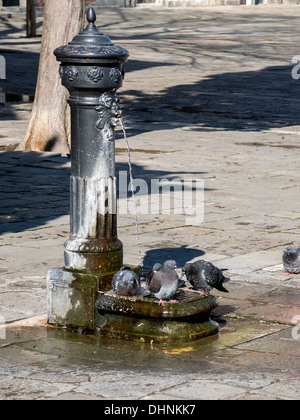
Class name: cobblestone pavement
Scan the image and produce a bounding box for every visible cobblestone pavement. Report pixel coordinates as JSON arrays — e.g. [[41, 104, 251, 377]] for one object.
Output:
[[0, 6, 299, 400]]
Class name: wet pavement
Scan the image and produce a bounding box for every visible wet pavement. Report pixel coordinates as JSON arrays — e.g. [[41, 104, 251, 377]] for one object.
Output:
[[0, 5, 300, 400], [0, 315, 299, 400]]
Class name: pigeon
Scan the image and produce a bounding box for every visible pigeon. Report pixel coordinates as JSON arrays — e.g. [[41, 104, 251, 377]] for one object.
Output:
[[112, 267, 141, 296], [146, 263, 162, 285], [146, 260, 179, 305], [282, 245, 300, 274], [146, 262, 186, 288], [183, 260, 230, 293], [178, 274, 186, 288]]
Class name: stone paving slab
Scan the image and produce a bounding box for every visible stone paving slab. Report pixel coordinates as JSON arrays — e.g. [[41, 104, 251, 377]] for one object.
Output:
[[0, 317, 298, 400], [0, 5, 300, 400]]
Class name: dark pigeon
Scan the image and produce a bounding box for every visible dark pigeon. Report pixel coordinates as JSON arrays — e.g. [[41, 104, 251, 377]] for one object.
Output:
[[136, 263, 162, 298], [112, 267, 141, 297], [146, 260, 179, 305], [183, 260, 230, 293], [178, 275, 186, 288], [282, 245, 300, 274], [145, 263, 162, 285]]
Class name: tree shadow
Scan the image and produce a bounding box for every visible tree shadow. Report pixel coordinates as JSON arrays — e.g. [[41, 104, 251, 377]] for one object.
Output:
[[122, 65, 300, 134], [0, 17, 27, 37], [0, 12, 43, 37], [2, 48, 296, 135], [0, 151, 70, 234], [0, 44, 176, 121], [45, 136, 63, 152], [0, 50, 39, 97], [0, 151, 212, 234], [124, 58, 176, 74], [117, 160, 206, 179]]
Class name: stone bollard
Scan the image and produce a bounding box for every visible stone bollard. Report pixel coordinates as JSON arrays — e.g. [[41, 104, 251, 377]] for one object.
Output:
[[47, 7, 130, 331]]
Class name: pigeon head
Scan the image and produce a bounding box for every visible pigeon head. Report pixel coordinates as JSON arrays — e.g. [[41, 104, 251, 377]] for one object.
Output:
[[283, 246, 299, 264], [152, 263, 162, 272], [183, 262, 199, 276], [285, 246, 297, 254], [183, 263, 191, 273], [163, 260, 177, 270]]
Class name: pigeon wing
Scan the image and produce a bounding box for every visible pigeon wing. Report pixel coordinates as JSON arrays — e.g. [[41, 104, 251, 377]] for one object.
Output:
[[112, 270, 122, 293], [148, 272, 162, 294], [204, 263, 229, 292], [186, 265, 209, 290], [146, 263, 162, 286], [206, 263, 221, 287]]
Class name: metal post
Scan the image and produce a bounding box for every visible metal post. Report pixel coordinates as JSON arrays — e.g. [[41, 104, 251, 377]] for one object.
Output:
[[54, 7, 129, 276], [47, 7, 129, 330]]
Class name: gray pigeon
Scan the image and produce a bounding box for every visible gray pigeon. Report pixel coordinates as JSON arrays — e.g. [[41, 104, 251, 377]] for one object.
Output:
[[183, 260, 230, 293], [146, 262, 186, 288], [282, 245, 300, 274], [146, 260, 179, 305], [112, 267, 141, 296]]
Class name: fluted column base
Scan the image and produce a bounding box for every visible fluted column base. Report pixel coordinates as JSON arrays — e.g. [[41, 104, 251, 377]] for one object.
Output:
[[64, 175, 123, 273]]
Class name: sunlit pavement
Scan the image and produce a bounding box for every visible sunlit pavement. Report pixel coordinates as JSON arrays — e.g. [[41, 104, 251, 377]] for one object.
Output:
[[0, 5, 299, 400]]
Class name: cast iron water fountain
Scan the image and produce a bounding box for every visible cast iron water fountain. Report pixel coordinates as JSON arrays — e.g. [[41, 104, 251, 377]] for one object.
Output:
[[47, 7, 219, 343]]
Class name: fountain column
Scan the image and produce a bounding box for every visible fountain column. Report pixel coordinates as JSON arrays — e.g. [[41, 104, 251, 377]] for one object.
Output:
[[47, 7, 219, 342], [47, 7, 129, 330]]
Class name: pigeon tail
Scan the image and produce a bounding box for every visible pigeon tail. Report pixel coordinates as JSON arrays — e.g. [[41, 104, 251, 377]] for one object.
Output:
[[216, 284, 229, 293]]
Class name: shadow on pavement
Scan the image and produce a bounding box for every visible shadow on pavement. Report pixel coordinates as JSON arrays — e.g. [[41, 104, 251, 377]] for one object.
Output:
[[0, 151, 212, 234], [0, 151, 70, 234], [143, 245, 205, 271], [123, 65, 300, 133]]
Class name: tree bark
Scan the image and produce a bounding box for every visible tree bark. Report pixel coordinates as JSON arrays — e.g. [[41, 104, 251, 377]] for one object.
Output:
[[17, 0, 84, 153], [26, 0, 36, 38]]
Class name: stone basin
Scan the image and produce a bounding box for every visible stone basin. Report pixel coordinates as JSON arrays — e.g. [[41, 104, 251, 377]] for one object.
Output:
[[95, 289, 219, 343]]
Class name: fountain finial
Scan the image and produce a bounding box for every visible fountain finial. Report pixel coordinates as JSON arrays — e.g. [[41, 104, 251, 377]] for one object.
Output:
[[86, 7, 96, 25]]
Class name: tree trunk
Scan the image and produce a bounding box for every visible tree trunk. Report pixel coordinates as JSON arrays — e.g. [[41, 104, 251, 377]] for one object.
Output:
[[26, 0, 36, 38], [17, 0, 84, 153]]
